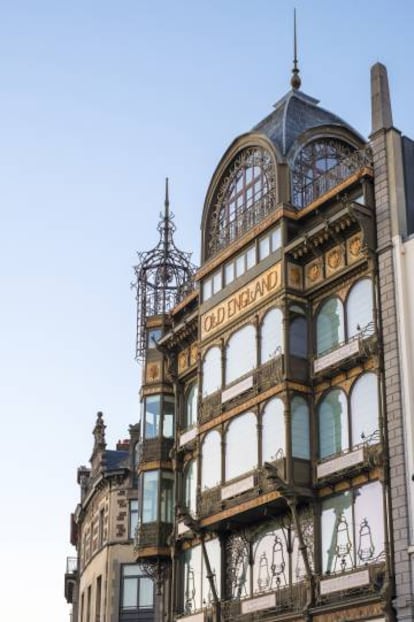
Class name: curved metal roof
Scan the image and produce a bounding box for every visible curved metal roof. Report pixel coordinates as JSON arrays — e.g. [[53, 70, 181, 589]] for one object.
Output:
[[253, 89, 364, 158]]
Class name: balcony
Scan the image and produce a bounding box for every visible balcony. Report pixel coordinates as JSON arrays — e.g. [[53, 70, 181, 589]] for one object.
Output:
[[64, 557, 78, 604], [312, 328, 377, 379], [315, 562, 385, 606], [316, 438, 382, 486]]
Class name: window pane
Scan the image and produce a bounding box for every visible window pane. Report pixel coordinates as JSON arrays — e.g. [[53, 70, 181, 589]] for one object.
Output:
[[261, 308, 283, 362], [184, 460, 197, 515], [319, 389, 349, 459], [262, 398, 285, 462], [290, 316, 307, 358], [142, 471, 159, 523], [139, 578, 154, 608], [246, 245, 255, 269], [225, 261, 235, 285], [291, 396, 310, 459], [354, 482, 384, 566], [183, 545, 202, 613], [321, 492, 353, 574], [317, 298, 345, 355], [259, 235, 270, 260], [122, 577, 138, 608], [271, 227, 281, 252], [226, 413, 257, 480], [129, 500, 139, 539], [186, 384, 198, 428], [123, 564, 140, 577], [226, 325, 256, 385], [163, 395, 174, 438], [147, 328, 162, 349], [253, 527, 289, 593], [347, 278, 374, 338], [351, 373, 379, 445], [236, 254, 245, 277], [161, 472, 174, 523], [201, 431, 221, 489], [202, 539, 221, 605], [145, 396, 161, 439], [212, 270, 222, 294], [202, 347, 222, 397], [203, 278, 212, 301]]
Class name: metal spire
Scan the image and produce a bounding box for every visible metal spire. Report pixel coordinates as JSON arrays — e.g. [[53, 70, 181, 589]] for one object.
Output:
[[291, 9, 301, 90]]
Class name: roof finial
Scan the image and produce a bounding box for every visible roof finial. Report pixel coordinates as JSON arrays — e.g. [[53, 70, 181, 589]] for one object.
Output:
[[164, 177, 169, 219], [291, 9, 301, 90]]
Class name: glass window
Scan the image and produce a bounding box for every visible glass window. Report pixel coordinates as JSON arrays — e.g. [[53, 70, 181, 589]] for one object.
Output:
[[144, 395, 161, 439], [262, 398, 285, 463], [121, 564, 154, 612], [290, 316, 307, 358], [201, 431, 221, 489], [259, 235, 270, 260], [351, 373, 379, 445], [226, 325, 256, 385], [160, 472, 174, 523], [226, 412, 257, 480], [184, 460, 197, 516], [261, 308, 283, 362], [203, 278, 212, 301], [291, 396, 310, 459], [253, 526, 289, 593], [185, 383, 198, 429], [163, 395, 174, 438], [147, 328, 162, 349], [141, 471, 159, 523], [347, 278, 374, 338], [316, 298, 345, 356], [129, 500, 139, 539], [321, 482, 384, 575], [225, 261, 235, 285], [319, 389, 349, 459], [236, 254, 245, 277], [212, 270, 222, 294], [202, 539, 221, 606], [271, 227, 281, 252], [182, 545, 202, 613], [246, 245, 256, 269], [202, 347, 222, 397]]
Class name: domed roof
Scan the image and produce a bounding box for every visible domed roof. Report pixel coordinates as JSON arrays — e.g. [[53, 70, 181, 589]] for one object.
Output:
[[252, 88, 364, 158]]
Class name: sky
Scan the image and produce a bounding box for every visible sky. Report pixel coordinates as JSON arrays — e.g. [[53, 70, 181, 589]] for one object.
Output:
[[0, 1, 413, 620]]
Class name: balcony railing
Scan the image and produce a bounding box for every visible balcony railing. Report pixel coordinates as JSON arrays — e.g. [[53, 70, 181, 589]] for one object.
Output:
[[313, 324, 377, 378]]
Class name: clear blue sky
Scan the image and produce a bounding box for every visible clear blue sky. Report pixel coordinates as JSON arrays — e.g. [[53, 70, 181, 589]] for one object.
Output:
[[0, 1, 412, 620]]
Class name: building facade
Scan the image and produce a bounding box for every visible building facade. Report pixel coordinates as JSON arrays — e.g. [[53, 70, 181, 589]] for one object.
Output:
[[65, 414, 156, 622], [133, 62, 414, 622]]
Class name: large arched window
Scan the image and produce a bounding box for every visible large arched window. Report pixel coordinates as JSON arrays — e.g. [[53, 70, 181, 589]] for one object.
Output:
[[202, 347, 222, 397], [291, 396, 310, 459], [225, 413, 257, 481], [183, 459, 197, 516], [351, 373, 379, 445], [226, 325, 256, 385], [201, 431, 221, 490], [347, 278, 374, 339], [262, 398, 285, 463], [316, 297, 345, 356], [261, 308, 283, 362], [319, 389, 349, 459], [291, 138, 356, 209], [207, 147, 276, 258], [185, 383, 198, 429]]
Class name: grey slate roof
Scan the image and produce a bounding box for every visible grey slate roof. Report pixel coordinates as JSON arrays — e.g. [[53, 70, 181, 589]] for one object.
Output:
[[253, 89, 363, 158], [104, 449, 129, 471]]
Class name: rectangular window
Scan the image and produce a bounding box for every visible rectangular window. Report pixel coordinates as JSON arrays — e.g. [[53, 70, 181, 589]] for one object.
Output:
[[86, 585, 91, 622], [160, 472, 174, 523], [95, 576, 102, 622], [144, 396, 161, 439], [271, 226, 281, 252], [246, 245, 255, 269], [259, 235, 270, 260], [163, 395, 175, 438], [142, 471, 159, 523], [212, 270, 222, 294], [98, 508, 104, 547], [202, 277, 212, 301], [236, 254, 245, 277], [225, 261, 235, 285], [121, 564, 154, 615], [129, 499, 139, 539], [147, 328, 162, 349]]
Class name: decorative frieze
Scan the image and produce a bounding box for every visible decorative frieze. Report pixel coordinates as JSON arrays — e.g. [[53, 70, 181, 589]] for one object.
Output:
[[320, 568, 369, 594]]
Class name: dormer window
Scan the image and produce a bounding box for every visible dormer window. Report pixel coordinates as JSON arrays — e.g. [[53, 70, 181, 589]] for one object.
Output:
[[207, 147, 276, 258], [291, 138, 356, 209]]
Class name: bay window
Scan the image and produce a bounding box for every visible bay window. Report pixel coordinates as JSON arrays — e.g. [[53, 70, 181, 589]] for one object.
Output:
[[261, 308, 283, 362], [226, 324, 256, 385], [142, 394, 175, 440], [291, 396, 310, 459], [225, 412, 257, 480], [140, 469, 174, 524]]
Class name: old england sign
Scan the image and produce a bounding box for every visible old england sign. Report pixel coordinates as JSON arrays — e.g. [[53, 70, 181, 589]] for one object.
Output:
[[200, 263, 281, 340]]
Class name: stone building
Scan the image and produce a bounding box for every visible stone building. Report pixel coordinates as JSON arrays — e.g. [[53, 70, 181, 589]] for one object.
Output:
[[133, 60, 414, 622], [64, 414, 155, 622]]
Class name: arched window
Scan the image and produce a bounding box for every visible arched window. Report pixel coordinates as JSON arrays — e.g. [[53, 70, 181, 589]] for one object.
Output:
[[226, 413, 257, 481], [351, 373, 379, 445], [291, 396, 310, 459], [201, 431, 221, 489], [185, 383, 198, 428], [207, 147, 276, 258], [347, 278, 374, 339], [202, 347, 222, 397], [319, 389, 349, 459], [226, 325, 256, 385], [261, 308, 283, 362], [262, 398, 285, 463], [183, 460, 197, 516], [291, 138, 356, 209], [316, 297, 345, 356]]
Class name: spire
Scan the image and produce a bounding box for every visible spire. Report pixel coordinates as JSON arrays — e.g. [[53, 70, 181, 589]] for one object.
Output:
[[164, 176, 170, 220], [371, 62, 393, 133], [291, 9, 301, 90]]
